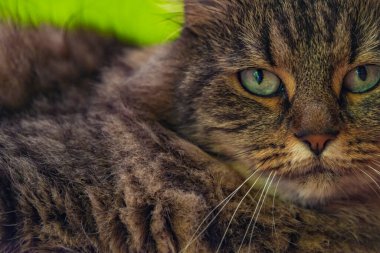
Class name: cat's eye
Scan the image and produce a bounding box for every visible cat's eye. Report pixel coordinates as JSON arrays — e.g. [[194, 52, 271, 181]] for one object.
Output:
[[238, 68, 282, 97], [343, 65, 380, 93]]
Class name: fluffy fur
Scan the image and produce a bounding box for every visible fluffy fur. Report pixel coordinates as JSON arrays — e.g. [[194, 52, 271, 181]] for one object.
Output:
[[177, 0, 380, 205], [0, 0, 379, 252]]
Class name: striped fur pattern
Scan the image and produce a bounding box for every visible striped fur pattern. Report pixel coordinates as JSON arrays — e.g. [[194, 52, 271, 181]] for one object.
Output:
[[174, 0, 380, 205], [0, 0, 379, 252]]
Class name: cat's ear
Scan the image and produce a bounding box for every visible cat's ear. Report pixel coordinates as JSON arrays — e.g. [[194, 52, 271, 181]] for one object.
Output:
[[184, 0, 227, 34]]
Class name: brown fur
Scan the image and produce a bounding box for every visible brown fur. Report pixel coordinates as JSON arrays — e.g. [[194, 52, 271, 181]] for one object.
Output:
[[0, 23, 122, 109], [0, 0, 379, 252], [174, 0, 380, 206]]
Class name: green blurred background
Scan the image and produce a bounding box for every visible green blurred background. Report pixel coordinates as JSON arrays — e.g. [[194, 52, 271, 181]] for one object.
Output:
[[0, 0, 184, 45]]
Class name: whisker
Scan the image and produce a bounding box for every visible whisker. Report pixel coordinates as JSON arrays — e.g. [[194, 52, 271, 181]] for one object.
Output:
[[352, 169, 380, 198], [248, 173, 277, 251], [368, 165, 380, 177], [237, 172, 274, 253], [181, 168, 261, 252], [215, 172, 264, 253], [358, 168, 380, 194], [271, 175, 282, 240], [372, 161, 380, 167], [369, 161, 380, 169]]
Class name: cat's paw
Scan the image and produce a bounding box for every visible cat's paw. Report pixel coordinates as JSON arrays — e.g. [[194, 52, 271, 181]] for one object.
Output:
[[121, 189, 212, 253]]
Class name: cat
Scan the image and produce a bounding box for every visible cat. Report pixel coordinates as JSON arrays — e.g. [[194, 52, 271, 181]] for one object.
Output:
[[0, 0, 380, 252]]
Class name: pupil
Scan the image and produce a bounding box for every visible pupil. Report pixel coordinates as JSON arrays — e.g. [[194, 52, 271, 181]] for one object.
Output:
[[254, 69, 264, 84], [357, 66, 367, 81]]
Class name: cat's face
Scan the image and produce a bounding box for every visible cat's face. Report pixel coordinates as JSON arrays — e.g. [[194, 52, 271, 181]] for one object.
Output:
[[174, 0, 380, 205]]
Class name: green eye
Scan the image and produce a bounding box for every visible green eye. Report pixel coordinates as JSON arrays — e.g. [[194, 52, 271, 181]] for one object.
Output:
[[239, 68, 282, 97], [344, 65, 380, 93]]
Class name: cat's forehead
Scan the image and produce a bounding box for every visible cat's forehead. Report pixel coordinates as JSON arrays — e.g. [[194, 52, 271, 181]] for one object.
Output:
[[214, 0, 379, 30], [189, 0, 380, 70]]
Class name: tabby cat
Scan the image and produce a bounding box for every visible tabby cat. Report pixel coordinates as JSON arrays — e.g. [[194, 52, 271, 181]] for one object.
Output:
[[0, 0, 379, 252]]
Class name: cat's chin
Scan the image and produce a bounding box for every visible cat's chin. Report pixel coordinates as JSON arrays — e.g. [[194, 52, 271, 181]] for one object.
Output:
[[275, 173, 374, 207], [229, 162, 377, 207]]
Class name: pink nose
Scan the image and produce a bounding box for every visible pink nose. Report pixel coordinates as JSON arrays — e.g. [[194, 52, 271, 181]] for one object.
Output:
[[299, 134, 337, 155]]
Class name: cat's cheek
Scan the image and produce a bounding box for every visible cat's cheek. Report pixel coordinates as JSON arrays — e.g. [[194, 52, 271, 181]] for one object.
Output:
[[286, 139, 314, 163]]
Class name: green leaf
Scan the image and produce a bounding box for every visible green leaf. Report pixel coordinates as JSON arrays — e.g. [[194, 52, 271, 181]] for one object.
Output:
[[0, 0, 184, 45]]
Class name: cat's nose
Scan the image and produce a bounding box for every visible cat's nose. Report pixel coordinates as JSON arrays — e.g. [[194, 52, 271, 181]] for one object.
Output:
[[296, 133, 338, 156]]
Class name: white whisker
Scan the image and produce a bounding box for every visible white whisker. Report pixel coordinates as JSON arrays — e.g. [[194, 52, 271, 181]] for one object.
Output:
[[181, 169, 261, 252], [358, 168, 380, 193], [237, 172, 274, 253], [368, 165, 380, 177], [215, 172, 264, 253], [352, 169, 379, 198], [271, 175, 282, 240], [369, 161, 380, 169], [248, 172, 277, 250]]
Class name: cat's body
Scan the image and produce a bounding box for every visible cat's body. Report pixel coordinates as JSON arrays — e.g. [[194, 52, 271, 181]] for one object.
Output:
[[0, 0, 380, 252]]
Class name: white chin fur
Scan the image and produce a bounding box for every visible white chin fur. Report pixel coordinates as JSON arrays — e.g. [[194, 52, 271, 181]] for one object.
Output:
[[275, 173, 373, 207], [276, 178, 338, 206]]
